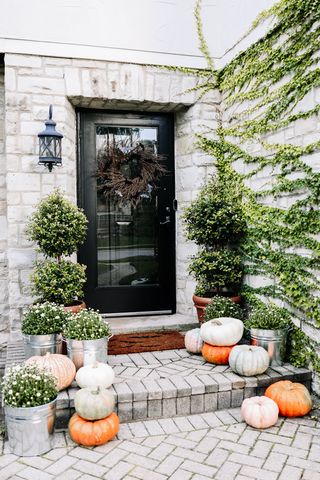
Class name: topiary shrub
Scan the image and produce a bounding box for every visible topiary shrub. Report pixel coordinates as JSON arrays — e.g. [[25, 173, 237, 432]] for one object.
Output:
[[27, 189, 88, 306], [31, 260, 86, 306], [27, 189, 87, 258], [183, 176, 246, 298]]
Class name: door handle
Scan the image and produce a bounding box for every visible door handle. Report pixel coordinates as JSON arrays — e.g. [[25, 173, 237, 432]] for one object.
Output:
[[160, 215, 171, 225]]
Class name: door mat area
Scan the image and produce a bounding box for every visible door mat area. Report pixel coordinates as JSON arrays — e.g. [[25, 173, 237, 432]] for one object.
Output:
[[108, 330, 185, 354]]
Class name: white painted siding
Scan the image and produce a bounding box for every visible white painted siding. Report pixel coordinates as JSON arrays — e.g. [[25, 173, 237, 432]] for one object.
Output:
[[0, 0, 275, 68]]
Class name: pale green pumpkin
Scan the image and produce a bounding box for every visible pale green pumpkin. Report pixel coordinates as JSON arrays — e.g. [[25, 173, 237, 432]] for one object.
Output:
[[74, 387, 115, 420], [229, 345, 270, 376]]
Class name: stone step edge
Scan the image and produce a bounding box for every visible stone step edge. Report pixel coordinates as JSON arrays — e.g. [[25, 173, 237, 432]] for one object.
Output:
[[60, 365, 312, 409], [54, 367, 312, 429]]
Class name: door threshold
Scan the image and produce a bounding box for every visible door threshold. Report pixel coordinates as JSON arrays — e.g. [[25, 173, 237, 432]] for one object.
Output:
[[103, 310, 172, 318], [102, 313, 198, 334]]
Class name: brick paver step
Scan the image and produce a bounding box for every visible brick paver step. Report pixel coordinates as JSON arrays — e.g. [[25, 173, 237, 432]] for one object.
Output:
[[5, 335, 312, 430], [1, 408, 320, 480]]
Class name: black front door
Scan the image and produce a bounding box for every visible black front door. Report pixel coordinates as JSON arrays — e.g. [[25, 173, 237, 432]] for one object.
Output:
[[78, 110, 175, 315]]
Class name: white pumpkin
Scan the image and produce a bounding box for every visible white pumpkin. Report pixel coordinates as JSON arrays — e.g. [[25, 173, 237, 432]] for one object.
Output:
[[241, 396, 279, 429], [200, 317, 244, 346], [74, 387, 115, 420], [75, 362, 115, 389], [184, 328, 203, 354], [229, 345, 270, 376]]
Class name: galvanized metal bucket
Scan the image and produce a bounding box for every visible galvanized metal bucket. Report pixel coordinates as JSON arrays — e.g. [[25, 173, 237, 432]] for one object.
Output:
[[250, 328, 288, 366], [23, 333, 62, 359], [65, 336, 110, 370], [5, 399, 56, 456]]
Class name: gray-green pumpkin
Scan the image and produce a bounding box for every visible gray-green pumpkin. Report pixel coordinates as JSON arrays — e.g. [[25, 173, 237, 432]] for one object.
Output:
[[229, 345, 270, 376], [74, 387, 115, 420]]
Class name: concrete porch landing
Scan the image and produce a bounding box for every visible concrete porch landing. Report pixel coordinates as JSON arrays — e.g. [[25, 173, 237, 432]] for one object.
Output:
[[104, 313, 198, 334], [6, 334, 312, 430]]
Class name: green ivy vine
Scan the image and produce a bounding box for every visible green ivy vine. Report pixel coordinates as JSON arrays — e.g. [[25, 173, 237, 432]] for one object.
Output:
[[193, 0, 320, 371]]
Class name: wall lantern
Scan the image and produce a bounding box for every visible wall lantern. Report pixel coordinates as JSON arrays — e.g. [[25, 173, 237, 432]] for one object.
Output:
[[38, 105, 63, 172]]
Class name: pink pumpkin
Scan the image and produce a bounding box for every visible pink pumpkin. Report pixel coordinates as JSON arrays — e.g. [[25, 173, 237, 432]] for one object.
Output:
[[241, 396, 279, 429], [184, 328, 203, 354]]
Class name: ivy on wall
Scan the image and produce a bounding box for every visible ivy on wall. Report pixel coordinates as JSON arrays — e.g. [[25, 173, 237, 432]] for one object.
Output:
[[193, 0, 320, 370]]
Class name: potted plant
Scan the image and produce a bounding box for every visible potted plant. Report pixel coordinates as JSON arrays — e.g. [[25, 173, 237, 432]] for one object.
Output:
[[27, 189, 88, 313], [22, 302, 68, 359], [245, 302, 291, 366], [203, 295, 245, 322], [63, 308, 112, 369], [183, 176, 246, 321], [1, 363, 58, 456]]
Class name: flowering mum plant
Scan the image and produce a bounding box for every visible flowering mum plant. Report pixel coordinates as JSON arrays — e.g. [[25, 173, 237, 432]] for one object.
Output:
[[203, 295, 244, 322], [21, 302, 68, 335], [246, 303, 291, 330], [1, 364, 58, 408], [63, 308, 112, 340]]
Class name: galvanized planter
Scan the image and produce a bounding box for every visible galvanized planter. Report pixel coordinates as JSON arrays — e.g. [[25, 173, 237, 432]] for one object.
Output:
[[23, 333, 62, 359], [250, 327, 288, 366], [5, 399, 57, 456], [65, 336, 111, 370]]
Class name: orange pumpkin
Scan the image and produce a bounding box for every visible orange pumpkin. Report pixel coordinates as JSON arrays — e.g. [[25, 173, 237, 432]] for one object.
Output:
[[202, 343, 235, 364], [68, 412, 119, 446], [265, 381, 312, 417], [26, 353, 76, 391]]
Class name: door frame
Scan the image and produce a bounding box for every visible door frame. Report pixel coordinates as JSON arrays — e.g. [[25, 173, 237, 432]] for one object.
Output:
[[76, 108, 176, 316]]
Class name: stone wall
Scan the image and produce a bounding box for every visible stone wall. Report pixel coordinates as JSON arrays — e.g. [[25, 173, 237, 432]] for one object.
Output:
[[0, 60, 9, 334], [2, 53, 220, 329]]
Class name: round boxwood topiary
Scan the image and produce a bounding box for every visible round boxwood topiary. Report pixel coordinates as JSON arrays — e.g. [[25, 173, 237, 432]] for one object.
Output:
[[31, 260, 86, 306], [27, 189, 88, 258]]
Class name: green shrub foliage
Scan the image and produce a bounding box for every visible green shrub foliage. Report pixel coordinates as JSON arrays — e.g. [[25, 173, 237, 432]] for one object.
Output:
[[31, 260, 86, 306], [190, 249, 242, 296], [27, 189, 87, 258], [184, 178, 246, 247]]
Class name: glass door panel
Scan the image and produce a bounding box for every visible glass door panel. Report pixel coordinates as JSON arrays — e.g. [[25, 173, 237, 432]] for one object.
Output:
[[96, 126, 159, 287]]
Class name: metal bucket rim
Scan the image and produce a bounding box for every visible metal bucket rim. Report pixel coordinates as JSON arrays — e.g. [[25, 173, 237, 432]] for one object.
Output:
[[249, 327, 289, 338], [65, 336, 111, 344], [4, 398, 57, 416], [23, 333, 59, 341]]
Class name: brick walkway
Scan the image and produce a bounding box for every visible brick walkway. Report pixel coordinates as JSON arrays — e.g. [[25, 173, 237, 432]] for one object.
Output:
[[1, 408, 320, 479]]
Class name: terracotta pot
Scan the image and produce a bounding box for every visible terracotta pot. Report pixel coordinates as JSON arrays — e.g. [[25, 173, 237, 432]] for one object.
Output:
[[192, 294, 241, 323], [64, 300, 86, 314]]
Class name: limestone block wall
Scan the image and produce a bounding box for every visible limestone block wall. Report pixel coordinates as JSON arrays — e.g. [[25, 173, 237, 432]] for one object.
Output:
[[3, 53, 220, 328], [0, 62, 9, 333]]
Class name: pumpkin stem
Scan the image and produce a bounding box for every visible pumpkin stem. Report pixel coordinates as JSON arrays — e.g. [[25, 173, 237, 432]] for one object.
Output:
[[92, 386, 100, 395], [211, 320, 222, 326]]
